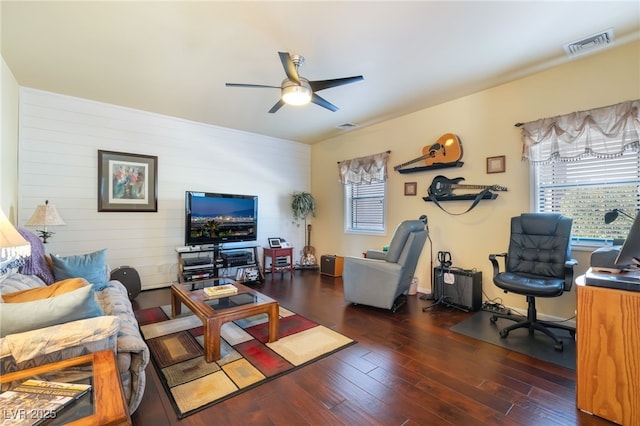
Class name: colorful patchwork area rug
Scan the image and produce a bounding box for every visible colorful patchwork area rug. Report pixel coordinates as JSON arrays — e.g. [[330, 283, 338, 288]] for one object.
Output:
[[135, 304, 355, 419]]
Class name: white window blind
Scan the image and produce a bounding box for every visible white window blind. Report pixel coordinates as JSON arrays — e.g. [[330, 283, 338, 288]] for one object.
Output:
[[345, 181, 386, 233], [534, 149, 640, 243]]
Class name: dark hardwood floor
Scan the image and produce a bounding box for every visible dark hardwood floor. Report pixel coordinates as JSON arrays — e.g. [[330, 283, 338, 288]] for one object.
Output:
[[130, 271, 609, 426]]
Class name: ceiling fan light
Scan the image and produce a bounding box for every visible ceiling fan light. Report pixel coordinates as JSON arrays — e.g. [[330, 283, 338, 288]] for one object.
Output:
[[282, 85, 312, 106]]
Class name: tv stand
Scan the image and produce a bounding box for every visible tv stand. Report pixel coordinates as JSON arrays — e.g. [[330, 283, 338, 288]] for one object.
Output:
[[176, 244, 263, 284]]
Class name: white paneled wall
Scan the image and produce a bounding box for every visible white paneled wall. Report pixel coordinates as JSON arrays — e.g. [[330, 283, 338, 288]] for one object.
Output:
[[18, 88, 311, 289]]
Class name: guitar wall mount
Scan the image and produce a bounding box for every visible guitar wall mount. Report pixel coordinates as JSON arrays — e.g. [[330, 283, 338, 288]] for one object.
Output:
[[394, 133, 464, 174], [424, 175, 505, 215]]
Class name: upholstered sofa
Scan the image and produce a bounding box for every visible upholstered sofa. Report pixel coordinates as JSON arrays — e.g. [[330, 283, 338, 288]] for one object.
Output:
[[0, 231, 149, 414], [0, 272, 150, 413]]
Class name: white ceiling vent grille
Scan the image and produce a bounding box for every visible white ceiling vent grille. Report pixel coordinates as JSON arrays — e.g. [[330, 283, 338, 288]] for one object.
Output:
[[337, 122, 358, 130], [564, 29, 614, 57]]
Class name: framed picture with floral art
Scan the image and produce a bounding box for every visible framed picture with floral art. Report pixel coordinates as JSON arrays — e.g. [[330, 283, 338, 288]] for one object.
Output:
[[98, 150, 158, 212]]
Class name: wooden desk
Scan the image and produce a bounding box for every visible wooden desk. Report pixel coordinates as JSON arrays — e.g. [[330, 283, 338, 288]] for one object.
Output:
[[263, 247, 294, 280], [576, 275, 640, 425]]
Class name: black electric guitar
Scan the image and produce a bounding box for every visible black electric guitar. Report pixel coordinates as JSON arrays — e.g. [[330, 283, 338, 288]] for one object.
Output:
[[429, 175, 508, 197], [394, 133, 463, 171]]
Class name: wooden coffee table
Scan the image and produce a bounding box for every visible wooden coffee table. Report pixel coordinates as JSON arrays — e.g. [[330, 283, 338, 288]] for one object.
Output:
[[171, 278, 279, 362], [0, 350, 131, 425]]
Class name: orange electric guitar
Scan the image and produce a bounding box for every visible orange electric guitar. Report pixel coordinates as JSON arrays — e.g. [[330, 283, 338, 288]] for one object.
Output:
[[394, 133, 463, 171]]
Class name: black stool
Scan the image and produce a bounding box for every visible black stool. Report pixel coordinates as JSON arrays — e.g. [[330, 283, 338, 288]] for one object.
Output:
[[110, 266, 141, 300]]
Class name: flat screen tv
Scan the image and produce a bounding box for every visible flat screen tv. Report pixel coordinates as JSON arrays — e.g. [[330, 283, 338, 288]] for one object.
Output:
[[615, 210, 640, 270], [185, 191, 258, 246]]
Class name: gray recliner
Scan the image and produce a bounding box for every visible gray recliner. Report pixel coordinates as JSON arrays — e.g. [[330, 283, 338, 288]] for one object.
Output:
[[343, 219, 428, 312]]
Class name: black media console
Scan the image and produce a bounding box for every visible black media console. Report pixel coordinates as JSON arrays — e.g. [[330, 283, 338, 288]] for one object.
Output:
[[176, 244, 263, 284]]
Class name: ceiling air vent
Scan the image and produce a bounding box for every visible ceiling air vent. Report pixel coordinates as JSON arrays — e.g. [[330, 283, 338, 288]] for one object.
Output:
[[337, 122, 358, 130], [564, 29, 614, 57]]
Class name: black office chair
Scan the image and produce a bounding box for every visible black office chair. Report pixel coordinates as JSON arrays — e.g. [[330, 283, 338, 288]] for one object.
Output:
[[488, 213, 577, 351]]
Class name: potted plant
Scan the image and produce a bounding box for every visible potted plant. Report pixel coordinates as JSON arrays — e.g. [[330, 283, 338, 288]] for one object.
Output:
[[290, 191, 316, 225], [290, 191, 317, 266]]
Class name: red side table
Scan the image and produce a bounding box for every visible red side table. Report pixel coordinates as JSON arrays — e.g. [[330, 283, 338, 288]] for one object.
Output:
[[262, 247, 294, 280]]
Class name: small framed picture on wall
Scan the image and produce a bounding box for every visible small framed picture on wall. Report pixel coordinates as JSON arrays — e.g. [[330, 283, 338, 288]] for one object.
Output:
[[404, 182, 417, 196], [486, 155, 506, 174]]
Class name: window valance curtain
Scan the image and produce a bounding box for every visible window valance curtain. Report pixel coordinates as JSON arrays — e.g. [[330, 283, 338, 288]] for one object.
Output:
[[338, 151, 390, 185], [521, 99, 640, 164]]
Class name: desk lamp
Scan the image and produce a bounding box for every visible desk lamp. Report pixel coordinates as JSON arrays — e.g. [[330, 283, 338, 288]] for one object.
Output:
[[591, 208, 636, 272], [604, 208, 635, 224], [0, 207, 31, 275], [25, 200, 65, 243]]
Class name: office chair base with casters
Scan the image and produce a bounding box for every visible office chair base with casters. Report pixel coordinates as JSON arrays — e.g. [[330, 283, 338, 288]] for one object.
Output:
[[489, 296, 575, 351]]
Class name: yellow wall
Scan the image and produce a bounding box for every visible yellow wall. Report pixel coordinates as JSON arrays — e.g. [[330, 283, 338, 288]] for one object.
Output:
[[311, 41, 640, 319]]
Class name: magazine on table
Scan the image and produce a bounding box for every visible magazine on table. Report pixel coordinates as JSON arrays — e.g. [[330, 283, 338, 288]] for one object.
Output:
[[0, 379, 91, 426]]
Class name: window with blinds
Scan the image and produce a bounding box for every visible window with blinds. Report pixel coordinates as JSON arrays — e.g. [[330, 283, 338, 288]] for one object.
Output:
[[533, 148, 640, 244], [345, 181, 386, 234]]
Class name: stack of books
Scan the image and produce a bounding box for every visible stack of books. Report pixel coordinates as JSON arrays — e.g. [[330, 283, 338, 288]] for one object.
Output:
[[203, 284, 238, 297]]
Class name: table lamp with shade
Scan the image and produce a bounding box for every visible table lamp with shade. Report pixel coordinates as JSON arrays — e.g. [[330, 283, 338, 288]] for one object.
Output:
[[0, 207, 31, 275], [25, 200, 65, 243]]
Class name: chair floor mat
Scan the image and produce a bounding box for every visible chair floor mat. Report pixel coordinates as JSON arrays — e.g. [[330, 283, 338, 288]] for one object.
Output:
[[450, 311, 576, 370]]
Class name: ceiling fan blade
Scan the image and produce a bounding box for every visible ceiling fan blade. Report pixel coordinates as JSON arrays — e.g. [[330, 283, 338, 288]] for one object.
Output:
[[311, 94, 339, 112], [268, 99, 286, 114], [225, 83, 280, 89], [278, 52, 300, 84], [309, 76, 363, 92]]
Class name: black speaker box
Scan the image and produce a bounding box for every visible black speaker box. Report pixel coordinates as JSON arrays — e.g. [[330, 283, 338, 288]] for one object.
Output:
[[320, 255, 344, 277], [433, 267, 482, 311]]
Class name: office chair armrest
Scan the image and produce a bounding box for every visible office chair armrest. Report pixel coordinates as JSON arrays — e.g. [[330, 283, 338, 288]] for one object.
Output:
[[565, 259, 578, 268], [488, 253, 507, 276], [563, 258, 578, 291]]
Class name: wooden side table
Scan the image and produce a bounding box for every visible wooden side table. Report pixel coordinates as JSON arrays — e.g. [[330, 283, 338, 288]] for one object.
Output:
[[0, 350, 131, 425], [263, 247, 294, 280]]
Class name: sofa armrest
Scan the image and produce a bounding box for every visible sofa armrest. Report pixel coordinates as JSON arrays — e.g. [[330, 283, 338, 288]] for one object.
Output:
[[365, 250, 387, 260], [1, 315, 120, 364]]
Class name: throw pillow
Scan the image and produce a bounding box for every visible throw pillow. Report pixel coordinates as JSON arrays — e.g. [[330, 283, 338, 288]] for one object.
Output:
[[2, 278, 88, 303], [51, 249, 108, 290], [0, 273, 47, 295], [0, 284, 104, 337], [16, 227, 55, 285]]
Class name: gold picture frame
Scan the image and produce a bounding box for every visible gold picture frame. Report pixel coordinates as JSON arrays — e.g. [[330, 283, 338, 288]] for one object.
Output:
[[486, 155, 506, 174], [404, 182, 417, 196]]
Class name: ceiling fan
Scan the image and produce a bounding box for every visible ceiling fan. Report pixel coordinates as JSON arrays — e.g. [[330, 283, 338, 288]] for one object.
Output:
[[225, 52, 363, 113]]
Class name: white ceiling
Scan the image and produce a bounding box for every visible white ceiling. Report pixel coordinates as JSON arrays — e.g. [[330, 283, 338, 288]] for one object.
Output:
[[2, 1, 639, 144]]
